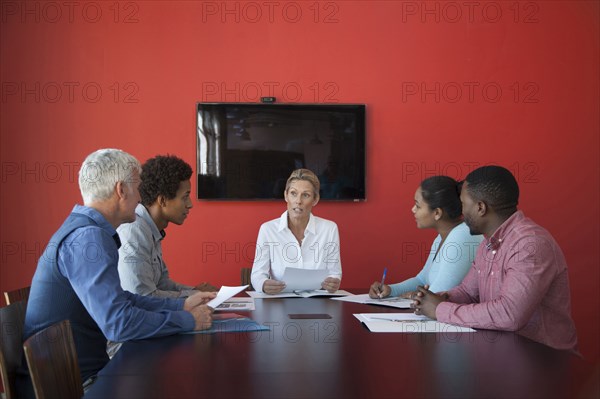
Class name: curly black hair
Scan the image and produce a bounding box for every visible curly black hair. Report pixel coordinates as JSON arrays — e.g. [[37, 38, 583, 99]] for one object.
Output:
[[140, 155, 193, 206]]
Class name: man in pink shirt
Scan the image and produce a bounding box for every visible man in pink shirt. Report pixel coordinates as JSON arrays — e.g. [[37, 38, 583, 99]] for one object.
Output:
[[412, 165, 578, 352]]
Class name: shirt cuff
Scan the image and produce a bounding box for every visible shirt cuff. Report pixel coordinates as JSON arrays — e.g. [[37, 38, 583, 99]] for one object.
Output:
[[175, 297, 187, 310], [257, 279, 267, 293], [180, 310, 196, 331], [435, 301, 456, 322]]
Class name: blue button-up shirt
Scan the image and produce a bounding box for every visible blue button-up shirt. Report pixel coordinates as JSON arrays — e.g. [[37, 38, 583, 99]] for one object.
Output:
[[56, 205, 196, 342]]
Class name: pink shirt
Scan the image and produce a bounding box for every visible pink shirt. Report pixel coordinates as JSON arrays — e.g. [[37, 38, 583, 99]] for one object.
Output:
[[436, 211, 578, 351]]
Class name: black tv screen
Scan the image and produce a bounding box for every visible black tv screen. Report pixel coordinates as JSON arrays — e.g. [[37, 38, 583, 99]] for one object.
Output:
[[196, 103, 366, 201]]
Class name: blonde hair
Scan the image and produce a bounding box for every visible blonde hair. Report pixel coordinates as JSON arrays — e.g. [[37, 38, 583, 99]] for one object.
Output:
[[285, 169, 320, 198]]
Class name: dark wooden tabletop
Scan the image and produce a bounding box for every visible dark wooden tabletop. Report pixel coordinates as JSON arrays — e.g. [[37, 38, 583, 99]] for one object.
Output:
[[84, 295, 593, 399]]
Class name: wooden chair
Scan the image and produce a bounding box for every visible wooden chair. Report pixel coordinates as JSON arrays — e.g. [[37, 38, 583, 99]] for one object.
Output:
[[0, 300, 27, 399], [3, 287, 31, 306], [240, 268, 254, 291], [23, 320, 83, 399]]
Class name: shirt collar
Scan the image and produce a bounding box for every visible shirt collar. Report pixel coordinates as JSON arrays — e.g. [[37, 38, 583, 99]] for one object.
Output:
[[278, 211, 316, 235], [135, 203, 166, 242], [485, 210, 524, 251], [72, 204, 119, 242]]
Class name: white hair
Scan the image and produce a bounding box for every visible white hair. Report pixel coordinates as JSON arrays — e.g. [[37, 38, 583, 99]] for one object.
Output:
[[78, 149, 141, 205]]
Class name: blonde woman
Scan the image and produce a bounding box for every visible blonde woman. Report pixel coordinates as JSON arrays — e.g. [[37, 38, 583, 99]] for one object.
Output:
[[251, 169, 342, 294]]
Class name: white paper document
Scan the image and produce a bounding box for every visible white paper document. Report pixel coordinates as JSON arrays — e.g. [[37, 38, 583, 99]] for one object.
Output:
[[280, 267, 328, 292], [331, 293, 413, 309], [214, 297, 255, 311], [354, 313, 430, 322], [354, 313, 476, 333], [207, 285, 249, 309], [247, 290, 353, 299]]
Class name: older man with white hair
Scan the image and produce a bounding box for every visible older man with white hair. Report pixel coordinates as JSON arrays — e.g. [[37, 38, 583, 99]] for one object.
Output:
[[17, 149, 215, 398]]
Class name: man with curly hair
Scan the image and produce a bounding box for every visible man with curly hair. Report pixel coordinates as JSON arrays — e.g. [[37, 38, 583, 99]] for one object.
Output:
[[117, 155, 217, 298]]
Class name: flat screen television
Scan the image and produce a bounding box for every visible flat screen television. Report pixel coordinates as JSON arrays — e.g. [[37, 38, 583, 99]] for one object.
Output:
[[196, 103, 366, 201]]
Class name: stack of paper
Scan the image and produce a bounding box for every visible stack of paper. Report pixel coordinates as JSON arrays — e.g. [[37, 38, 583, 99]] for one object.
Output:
[[214, 297, 255, 311], [247, 290, 353, 299], [332, 294, 413, 309], [354, 313, 476, 333]]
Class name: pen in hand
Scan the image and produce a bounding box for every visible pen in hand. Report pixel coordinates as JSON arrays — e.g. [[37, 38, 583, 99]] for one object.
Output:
[[378, 267, 387, 298]]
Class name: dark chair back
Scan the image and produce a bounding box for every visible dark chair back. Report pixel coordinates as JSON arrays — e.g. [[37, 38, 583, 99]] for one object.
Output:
[[0, 300, 27, 399], [4, 286, 31, 306], [240, 268, 254, 291], [23, 319, 83, 399]]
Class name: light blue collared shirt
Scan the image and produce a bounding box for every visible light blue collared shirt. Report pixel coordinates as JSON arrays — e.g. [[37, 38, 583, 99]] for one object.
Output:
[[389, 222, 483, 296]]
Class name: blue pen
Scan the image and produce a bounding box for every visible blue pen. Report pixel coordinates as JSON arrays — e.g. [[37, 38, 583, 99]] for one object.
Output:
[[378, 268, 387, 298]]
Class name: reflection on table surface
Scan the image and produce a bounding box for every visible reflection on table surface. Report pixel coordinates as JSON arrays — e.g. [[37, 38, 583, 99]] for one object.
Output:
[[85, 295, 595, 399]]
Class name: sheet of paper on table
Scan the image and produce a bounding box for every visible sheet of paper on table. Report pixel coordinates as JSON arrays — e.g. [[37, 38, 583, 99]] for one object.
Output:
[[353, 313, 476, 333], [332, 293, 413, 308], [247, 290, 353, 299]]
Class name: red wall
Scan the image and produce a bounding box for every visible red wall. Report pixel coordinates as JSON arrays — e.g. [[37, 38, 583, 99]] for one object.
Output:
[[1, 1, 598, 361]]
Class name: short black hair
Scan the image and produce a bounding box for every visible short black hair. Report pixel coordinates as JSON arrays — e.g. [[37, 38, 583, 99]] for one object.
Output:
[[465, 165, 519, 217], [140, 155, 193, 206], [420, 176, 462, 220]]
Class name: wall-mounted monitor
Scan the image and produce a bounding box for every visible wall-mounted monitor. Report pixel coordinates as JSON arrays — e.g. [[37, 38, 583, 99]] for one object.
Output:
[[196, 103, 366, 201]]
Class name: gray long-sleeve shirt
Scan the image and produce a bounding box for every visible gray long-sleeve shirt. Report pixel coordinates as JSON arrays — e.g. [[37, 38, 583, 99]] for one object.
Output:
[[117, 204, 197, 298]]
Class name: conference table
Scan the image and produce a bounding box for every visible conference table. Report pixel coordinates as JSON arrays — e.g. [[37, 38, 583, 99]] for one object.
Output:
[[84, 292, 592, 399]]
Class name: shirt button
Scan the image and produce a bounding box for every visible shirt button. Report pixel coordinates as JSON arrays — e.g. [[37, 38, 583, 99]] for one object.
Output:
[[491, 271, 494, 275], [492, 250, 497, 255]]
